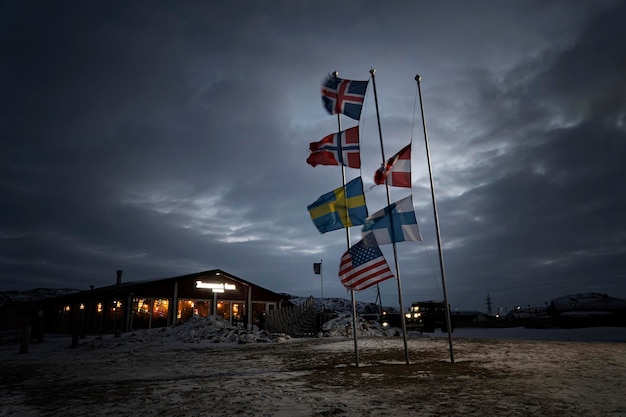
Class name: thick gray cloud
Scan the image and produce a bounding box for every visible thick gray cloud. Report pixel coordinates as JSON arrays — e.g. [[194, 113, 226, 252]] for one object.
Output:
[[1, 1, 624, 312]]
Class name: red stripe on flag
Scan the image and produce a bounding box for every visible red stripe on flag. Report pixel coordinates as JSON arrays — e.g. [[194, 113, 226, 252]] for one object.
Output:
[[306, 151, 338, 167], [339, 253, 394, 291], [344, 126, 359, 144], [342, 262, 394, 290]]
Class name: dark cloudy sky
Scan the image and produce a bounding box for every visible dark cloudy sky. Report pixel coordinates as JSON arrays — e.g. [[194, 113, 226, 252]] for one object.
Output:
[[2, 1, 625, 313]]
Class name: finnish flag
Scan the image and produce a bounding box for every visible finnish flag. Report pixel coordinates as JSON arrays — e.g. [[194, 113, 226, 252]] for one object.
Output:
[[362, 195, 422, 245]]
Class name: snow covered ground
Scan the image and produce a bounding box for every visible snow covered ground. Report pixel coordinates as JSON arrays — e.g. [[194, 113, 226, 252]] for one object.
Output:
[[1, 316, 625, 416]]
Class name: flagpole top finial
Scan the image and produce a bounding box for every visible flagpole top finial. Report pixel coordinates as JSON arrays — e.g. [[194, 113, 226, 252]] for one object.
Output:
[[332, 71, 339, 78], [369, 68, 376, 76], [415, 74, 422, 82]]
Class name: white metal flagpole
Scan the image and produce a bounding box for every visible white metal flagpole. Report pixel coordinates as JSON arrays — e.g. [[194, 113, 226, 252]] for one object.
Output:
[[370, 68, 411, 365], [332, 72, 359, 367], [416, 74, 455, 364]]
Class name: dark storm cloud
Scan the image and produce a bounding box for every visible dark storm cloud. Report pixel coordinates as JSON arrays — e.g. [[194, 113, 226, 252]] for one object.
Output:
[[394, 2, 626, 309], [1, 1, 624, 312]]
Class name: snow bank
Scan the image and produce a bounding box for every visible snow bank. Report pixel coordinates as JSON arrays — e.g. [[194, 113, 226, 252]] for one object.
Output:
[[94, 315, 292, 346], [90, 313, 406, 348]]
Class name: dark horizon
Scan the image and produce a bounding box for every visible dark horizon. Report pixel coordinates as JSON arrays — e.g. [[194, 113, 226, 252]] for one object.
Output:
[[3, 282, 624, 319]]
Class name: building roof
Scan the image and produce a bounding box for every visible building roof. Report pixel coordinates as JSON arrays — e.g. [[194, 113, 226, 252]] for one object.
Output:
[[41, 269, 288, 304]]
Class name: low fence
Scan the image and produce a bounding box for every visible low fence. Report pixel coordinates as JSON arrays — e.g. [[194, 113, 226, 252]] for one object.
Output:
[[265, 297, 317, 337]]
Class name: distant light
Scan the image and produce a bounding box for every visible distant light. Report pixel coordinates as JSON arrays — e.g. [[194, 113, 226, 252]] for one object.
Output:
[[196, 280, 236, 293], [196, 282, 222, 289]]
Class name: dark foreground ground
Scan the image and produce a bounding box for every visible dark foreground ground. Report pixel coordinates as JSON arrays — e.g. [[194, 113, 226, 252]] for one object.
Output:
[[1, 334, 625, 416]]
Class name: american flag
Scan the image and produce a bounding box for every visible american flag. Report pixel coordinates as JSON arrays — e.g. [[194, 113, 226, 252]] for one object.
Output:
[[339, 234, 394, 291], [374, 143, 411, 188]]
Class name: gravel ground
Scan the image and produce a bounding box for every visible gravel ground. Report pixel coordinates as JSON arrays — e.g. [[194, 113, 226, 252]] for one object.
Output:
[[1, 332, 625, 417]]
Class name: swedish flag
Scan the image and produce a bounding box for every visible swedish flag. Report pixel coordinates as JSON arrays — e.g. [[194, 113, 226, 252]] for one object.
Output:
[[307, 177, 368, 234]]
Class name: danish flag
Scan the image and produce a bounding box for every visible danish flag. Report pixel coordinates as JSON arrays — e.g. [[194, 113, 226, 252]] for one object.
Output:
[[374, 144, 411, 188]]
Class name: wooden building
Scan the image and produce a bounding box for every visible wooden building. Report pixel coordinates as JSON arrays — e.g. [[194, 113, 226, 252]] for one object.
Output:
[[42, 269, 290, 334]]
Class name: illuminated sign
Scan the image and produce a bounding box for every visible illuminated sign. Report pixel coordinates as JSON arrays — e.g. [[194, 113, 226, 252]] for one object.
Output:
[[196, 281, 237, 293]]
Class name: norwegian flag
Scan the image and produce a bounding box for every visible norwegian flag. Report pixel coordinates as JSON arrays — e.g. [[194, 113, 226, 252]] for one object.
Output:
[[374, 144, 411, 188], [306, 126, 360, 168], [321, 74, 369, 120]]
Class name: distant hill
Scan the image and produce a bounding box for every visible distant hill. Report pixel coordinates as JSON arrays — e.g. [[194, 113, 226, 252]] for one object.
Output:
[[0, 288, 79, 306]]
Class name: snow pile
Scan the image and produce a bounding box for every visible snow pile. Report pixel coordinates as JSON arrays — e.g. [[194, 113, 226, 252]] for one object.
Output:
[[166, 316, 293, 344], [174, 315, 293, 343], [94, 315, 292, 347], [91, 314, 408, 348]]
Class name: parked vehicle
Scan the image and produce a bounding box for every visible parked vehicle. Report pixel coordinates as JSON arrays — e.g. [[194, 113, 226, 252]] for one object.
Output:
[[405, 300, 452, 333]]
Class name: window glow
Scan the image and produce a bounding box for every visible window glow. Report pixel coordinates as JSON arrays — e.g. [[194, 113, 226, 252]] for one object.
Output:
[[153, 299, 169, 318]]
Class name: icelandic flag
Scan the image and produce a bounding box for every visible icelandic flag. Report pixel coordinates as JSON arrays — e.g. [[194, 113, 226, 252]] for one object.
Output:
[[361, 195, 422, 245], [307, 177, 368, 234], [306, 126, 360, 168], [374, 144, 411, 188], [321, 74, 369, 121]]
